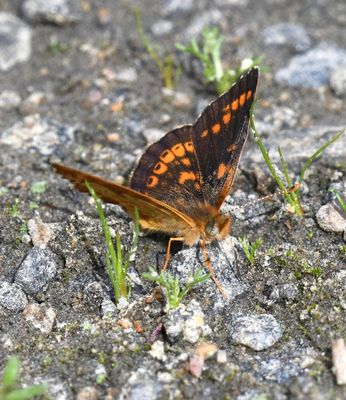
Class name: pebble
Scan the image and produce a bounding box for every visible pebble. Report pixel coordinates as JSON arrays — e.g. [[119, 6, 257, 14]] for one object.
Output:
[[270, 283, 298, 301], [262, 23, 311, 52], [172, 91, 192, 110], [15, 247, 58, 294], [151, 20, 174, 36], [142, 128, 165, 144], [106, 132, 120, 143], [19, 92, 46, 115], [1, 114, 75, 156], [216, 349, 227, 363], [316, 203, 346, 233], [23, 303, 56, 334], [0, 13, 32, 71], [0, 282, 28, 312], [21, 0, 79, 26], [149, 340, 167, 361], [162, 0, 194, 16], [188, 355, 204, 378], [28, 217, 54, 248], [76, 386, 98, 400], [184, 9, 223, 38], [229, 314, 283, 351], [115, 67, 138, 83], [0, 90, 21, 110], [164, 299, 212, 343], [276, 44, 346, 88], [332, 338, 346, 385], [120, 368, 163, 400], [330, 66, 346, 97]]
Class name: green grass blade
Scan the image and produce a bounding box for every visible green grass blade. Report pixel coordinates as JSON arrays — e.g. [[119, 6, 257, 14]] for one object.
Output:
[[3, 356, 19, 387], [299, 130, 344, 185]]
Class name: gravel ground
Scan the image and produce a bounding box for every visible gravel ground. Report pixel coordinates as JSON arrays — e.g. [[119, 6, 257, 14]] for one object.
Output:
[[0, 1, 346, 399]]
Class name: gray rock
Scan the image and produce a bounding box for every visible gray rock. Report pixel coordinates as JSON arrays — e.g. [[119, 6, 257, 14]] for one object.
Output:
[[1, 114, 75, 156], [162, 0, 194, 16], [316, 203, 346, 233], [270, 283, 298, 301], [21, 0, 79, 26], [28, 217, 54, 248], [276, 44, 346, 88], [330, 66, 346, 97], [262, 23, 311, 52], [151, 20, 174, 36], [15, 247, 58, 294], [119, 367, 163, 400], [229, 314, 283, 350], [115, 67, 138, 83], [259, 357, 300, 383], [0, 282, 28, 312], [23, 303, 56, 334], [184, 9, 223, 38], [0, 13, 32, 71], [0, 90, 21, 109]]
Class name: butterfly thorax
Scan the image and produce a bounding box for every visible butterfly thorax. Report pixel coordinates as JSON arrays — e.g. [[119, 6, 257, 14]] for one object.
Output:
[[181, 203, 232, 246]]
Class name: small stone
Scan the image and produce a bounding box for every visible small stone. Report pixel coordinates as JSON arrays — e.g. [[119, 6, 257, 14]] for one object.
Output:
[[0, 282, 28, 312], [262, 23, 311, 52], [106, 132, 120, 143], [76, 386, 98, 400], [316, 203, 346, 233], [151, 20, 174, 36], [149, 340, 166, 361], [0, 90, 21, 109], [1, 114, 75, 156], [188, 355, 204, 378], [276, 44, 346, 88], [184, 9, 223, 38], [332, 338, 346, 385], [21, 0, 79, 26], [216, 350, 227, 363], [23, 303, 56, 334], [97, 7, 111, 26], [270, 283, 298, 301], [196, 342, 218, 359], [330, 67, 346, 97], [163, 0, 193, 16], [15, 247, 58, 294], [101, 67, 117, 82], [28, 217, 53, 248], [118, 318, 133, 329], [142, 128, 165, 144], [172, 91, 192, 110], [101, 298, 117, 318], [19, 92, 46, 115], [115, 67, 138, 83], [0, 13, 32, 71], [120, 368, 163, 400], [229, 314, 283, 351], [157, 372, 173, 383]]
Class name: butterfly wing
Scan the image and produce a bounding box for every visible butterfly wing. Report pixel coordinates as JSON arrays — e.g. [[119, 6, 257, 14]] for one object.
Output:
[[52, 163, 196, 234], [131, 125, 205, 216], [192, 67, 259, 209]]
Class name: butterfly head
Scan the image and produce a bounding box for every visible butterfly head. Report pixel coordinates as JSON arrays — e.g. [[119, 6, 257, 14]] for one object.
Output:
[[204, 213, 231, 242]]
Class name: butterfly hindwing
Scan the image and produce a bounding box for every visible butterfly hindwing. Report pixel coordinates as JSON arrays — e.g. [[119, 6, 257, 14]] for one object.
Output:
[[192, 68, 259, 208], [131, 125, 205, 215]]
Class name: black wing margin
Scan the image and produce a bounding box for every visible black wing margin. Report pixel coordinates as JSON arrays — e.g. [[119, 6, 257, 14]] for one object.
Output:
[[192, 67, 259, 208]]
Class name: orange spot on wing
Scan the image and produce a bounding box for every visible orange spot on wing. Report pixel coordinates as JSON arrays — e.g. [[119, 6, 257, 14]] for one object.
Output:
[[212, 123, 221, 134], [179, 171, 196, 185], [246, 90, 252, 100], [184, 141, 194, 153], [227, 143, 237, 152], [147, 175, 159, 188], [223, 112, 231, 124], [200, 130, 208, 138], [194, 182, 201, 191], [217, 163, 228, 179], [239, 93, 246, 106], [153, 161, 168, 175], [231, 99, 239, 111], [160, 149, 175, 163], [223, 104, 230, 112], [171, 143, 185, 157], [181, 158, 191, 167]]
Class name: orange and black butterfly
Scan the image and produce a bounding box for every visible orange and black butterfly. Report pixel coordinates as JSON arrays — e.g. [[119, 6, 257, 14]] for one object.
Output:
[[53, 67, 259, 296]]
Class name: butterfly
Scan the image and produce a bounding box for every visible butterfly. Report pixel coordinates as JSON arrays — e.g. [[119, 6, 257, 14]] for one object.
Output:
[[53, 67, 259, 297]]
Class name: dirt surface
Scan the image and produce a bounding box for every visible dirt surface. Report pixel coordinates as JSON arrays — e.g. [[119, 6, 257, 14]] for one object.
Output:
[[0, 0, 346, 399]]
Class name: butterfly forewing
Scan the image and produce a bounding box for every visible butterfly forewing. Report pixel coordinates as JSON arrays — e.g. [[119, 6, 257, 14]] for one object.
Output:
[[131, 125, 205, 215], [192, 68, 259, 208]]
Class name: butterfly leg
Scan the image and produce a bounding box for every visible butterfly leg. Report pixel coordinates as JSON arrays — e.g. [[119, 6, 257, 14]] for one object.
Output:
[[163, 237, 185, 271], [200, 240, 228, 299]]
